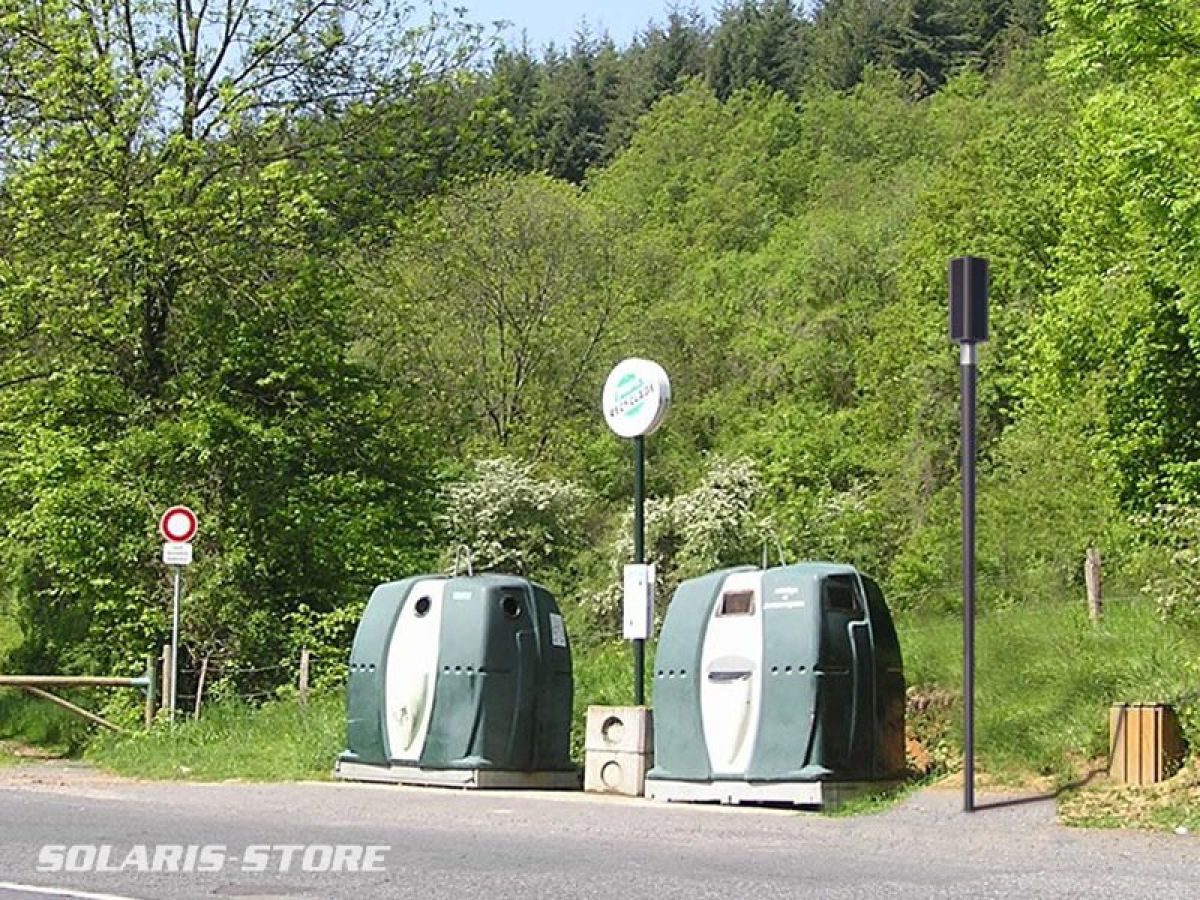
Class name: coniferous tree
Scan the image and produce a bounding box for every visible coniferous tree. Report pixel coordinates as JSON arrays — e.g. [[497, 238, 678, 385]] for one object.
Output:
[[609, 9, 711, 153], [805, 0, 894, 90], [884, 0, 985, 95], [707, 0, 809, 98], [534, 32, 623, 182]]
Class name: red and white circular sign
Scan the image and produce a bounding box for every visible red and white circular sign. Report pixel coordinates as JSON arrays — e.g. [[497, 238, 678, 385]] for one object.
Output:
[[159, 506, 198, 543]]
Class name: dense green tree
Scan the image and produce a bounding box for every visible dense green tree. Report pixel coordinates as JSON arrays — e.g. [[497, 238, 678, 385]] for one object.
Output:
[[479, 44, 546, 172], [884, 0, 986, 95], [355, 173, 630, 461], [1037, 0, 1200, 514], [807, 0, 907, 89], [0, 0, 475, 676]]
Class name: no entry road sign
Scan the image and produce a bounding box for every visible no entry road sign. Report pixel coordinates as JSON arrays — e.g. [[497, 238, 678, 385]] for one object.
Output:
[[159, 506, 198, 544], [158, 505, 197, 723]]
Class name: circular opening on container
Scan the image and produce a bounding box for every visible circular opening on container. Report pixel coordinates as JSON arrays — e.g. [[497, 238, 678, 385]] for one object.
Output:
[[501, 594, 522, 619], [414, 596, 432, 617], [601, 716, 625, 745], [601, 760, 623, 790]]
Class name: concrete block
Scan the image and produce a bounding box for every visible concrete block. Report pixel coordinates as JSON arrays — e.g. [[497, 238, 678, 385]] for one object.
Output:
[[584, 749, 651, 796], [585, 705, 653, 754]]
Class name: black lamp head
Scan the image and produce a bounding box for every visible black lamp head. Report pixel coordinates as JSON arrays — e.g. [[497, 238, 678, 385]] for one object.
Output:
[[949, 256, 989, 344]]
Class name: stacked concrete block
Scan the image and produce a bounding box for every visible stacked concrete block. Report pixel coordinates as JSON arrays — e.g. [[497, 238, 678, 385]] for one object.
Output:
[[584, 706, 653, 796]]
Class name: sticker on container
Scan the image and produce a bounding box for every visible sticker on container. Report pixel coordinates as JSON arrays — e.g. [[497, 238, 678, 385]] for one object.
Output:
[[549, 613, 567, 647]]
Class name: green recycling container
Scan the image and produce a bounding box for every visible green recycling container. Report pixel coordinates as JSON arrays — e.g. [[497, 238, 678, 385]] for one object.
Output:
[[335, 574, 577, 788], [646, 562, 905, 805]]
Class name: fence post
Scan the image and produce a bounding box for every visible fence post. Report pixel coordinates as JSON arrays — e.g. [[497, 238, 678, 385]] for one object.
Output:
[[144, 653, 157, 728], [193, 656, 209, 720], [298, 648, 310, 708], [160, 644, 172, 719], [1085, 547, 1103, 623]]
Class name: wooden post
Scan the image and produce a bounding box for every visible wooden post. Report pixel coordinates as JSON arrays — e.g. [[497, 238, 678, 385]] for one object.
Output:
[[193, 656, 209, 720], [144, 653, 157, 728], [1109, 704, 1186, 785], [298, 648, 310, 708], [160, 644, 172, 718], [1085, 547, 1103, 623]]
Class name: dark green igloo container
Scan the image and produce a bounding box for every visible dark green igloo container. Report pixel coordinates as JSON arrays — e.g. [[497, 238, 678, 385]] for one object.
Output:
[[646, 562, 905, 806], [335, 574, 577, 789]]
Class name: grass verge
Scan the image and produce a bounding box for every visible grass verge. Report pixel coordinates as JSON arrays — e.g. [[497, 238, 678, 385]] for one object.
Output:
[[88, 641, 639, 781], [897, 596, 1200, 788], [88, 693, 344, 781], [823, 776, 938, 818]]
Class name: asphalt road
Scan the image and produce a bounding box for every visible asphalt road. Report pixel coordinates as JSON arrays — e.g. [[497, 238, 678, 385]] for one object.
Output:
[[0, 764, 1195, 900]]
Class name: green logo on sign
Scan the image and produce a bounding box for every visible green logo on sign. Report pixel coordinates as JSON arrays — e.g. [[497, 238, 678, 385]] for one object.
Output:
[[610, 372, 652, 420]]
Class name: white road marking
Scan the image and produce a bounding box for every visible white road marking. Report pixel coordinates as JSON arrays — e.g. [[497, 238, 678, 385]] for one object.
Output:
[[0, 882, 145, 900]]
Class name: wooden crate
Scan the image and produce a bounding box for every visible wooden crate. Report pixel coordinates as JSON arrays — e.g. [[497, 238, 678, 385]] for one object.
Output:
[[1108, 704, 1186, 786]]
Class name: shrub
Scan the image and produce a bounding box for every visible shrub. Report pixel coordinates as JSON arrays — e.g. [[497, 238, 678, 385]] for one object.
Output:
[[439, 457, 591, 581]]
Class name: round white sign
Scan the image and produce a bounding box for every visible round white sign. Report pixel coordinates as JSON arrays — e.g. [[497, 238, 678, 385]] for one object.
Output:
[[602, 358, 671, 438]]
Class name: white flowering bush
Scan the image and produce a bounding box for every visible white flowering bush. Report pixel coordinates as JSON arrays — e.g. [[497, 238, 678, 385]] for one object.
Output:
[[440, 458, 591, 576], [587, 456, 769, 624], [660, 456, 767, 577]]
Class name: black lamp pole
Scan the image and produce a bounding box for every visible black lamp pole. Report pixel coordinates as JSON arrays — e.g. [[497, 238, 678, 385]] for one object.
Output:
[[961, 339, 977, 813], [949, 256, 988, 814]]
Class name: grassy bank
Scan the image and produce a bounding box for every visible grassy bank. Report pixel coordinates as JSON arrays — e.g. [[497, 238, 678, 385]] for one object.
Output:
[[898, 597, 1200, 783], [89, 693, 345, 781], [88, 642, 639, 781]]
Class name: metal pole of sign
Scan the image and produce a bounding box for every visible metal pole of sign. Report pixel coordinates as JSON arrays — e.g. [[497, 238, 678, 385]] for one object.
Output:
[[961, 342, 977, 813], [170, 565, 182, 722], [633, 435, 646, 706], [602, 358, 670, 710]]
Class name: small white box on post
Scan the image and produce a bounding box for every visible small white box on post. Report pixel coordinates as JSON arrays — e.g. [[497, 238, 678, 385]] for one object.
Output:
[[623, 563, 654, 641]]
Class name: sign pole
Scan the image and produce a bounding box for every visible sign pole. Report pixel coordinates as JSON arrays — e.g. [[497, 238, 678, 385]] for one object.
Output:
[[602, 358, 670, 709], [170, 565, 182, 722], [949, 256, 988, 814], [633, 434, 646, 706]]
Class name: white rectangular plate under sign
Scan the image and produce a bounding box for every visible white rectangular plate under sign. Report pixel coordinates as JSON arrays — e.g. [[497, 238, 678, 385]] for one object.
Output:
[[162, 542, 193, 565], [623, 563, 655, 640]]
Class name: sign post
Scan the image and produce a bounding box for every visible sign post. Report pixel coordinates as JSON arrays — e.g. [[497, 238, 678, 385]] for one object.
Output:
[[602, 358, 671, 706], [159, 505, 197, 722], [949, 256, 988, 813]]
